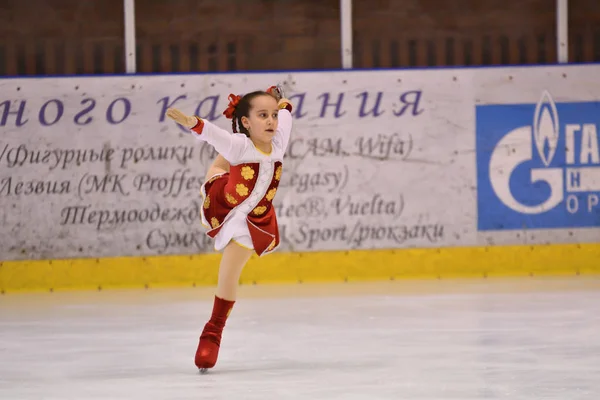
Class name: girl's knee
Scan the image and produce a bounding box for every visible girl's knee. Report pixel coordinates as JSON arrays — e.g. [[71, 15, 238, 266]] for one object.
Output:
[[205, 167, 227, 182]]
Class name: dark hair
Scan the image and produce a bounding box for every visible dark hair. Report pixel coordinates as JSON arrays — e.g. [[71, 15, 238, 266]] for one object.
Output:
[[231, 91, 276, 137]]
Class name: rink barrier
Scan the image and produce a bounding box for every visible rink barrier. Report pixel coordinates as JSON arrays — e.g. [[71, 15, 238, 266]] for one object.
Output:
[[2, 65, 600, 293], [1, 242, 599, 293]]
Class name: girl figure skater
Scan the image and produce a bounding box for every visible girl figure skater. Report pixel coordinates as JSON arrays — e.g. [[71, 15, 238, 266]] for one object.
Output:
[[166, 86, 293, 372]]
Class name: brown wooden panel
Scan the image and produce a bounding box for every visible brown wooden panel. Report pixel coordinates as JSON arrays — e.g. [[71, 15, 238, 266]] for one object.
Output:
[[352, 0, 558, 68], [2, 0, 600, 75], [0, 0, 123, 75], [569, 0, 600, 62]]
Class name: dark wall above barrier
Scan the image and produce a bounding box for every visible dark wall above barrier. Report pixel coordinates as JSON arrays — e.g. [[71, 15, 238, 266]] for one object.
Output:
[[0, 0, 599, 76]]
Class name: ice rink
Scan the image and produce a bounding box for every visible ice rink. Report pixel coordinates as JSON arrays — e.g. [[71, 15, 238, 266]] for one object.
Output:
[[1, 277, 599, 399]]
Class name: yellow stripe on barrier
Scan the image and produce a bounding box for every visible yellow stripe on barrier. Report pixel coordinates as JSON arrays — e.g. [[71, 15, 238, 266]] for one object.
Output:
[[1, 243, 599, 293]]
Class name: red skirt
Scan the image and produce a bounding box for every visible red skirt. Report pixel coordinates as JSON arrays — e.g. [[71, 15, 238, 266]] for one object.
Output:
[[200, 173, 281, 256]]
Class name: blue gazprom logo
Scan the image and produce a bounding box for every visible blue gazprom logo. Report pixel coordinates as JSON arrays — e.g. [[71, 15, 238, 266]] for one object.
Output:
[[476, 91, 600, 230]]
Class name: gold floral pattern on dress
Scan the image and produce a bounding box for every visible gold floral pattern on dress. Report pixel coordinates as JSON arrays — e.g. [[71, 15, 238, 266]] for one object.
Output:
[[275, 165, 282, 181], [241, 166, 255, 180], [265, 188, 277, 201], [210, 217, 219, 228], [203, 195, 210, 209], [225, 192, 238, 205], [253, 206, 267, 216], [236, 184, 249, 197], [267, 241, 276, 251]]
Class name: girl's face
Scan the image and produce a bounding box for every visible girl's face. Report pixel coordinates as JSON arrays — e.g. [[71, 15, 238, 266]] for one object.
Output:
[[241, 95, 279, 146]]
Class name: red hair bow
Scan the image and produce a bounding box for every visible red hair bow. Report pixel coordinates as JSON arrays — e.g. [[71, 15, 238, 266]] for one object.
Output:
[[222, 94, 242, 119]]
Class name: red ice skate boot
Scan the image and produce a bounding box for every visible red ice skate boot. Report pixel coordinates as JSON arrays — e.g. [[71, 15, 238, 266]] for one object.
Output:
[[195, 295, 235, 372]]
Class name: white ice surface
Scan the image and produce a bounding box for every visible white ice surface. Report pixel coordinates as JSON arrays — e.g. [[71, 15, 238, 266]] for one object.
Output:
[[1, 278, 599, 400]]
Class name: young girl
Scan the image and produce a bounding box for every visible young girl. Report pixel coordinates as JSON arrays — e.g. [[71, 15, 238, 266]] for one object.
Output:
[[166, 86, 293, 372]]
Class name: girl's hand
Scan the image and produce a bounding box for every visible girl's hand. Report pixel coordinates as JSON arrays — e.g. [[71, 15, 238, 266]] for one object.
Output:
[[267, 85, 292, 111], [166, 108, 197, 128], [267, 85, 283, 101]]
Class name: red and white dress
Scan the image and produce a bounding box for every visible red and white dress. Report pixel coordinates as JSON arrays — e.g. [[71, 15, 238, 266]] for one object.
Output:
[[188, 108, 292, 256]]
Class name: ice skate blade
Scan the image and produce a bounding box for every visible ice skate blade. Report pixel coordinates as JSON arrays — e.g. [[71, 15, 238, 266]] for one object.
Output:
[[199, 368, 209, 374]]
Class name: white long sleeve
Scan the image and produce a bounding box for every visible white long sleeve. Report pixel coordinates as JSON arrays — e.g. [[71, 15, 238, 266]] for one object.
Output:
[[273, 109, 293, 152], [190, 118, 249, 163]]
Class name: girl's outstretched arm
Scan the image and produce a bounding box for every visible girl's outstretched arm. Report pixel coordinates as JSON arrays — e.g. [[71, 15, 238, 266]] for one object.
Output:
[[166, 107, 248, 163], [274, 98, 293, 152]]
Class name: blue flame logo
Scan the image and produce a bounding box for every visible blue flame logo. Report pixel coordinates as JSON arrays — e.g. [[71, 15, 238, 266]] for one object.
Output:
[[533, 91, 559, 167]]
